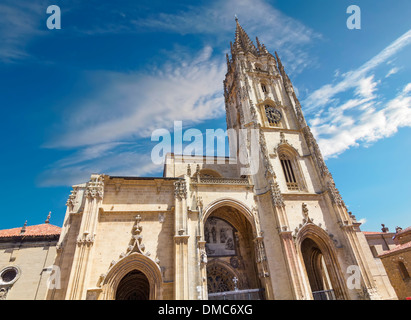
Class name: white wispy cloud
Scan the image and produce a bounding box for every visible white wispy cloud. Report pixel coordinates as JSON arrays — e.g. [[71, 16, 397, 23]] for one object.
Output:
[[39, 145, 161, 187], [304, 29, 411, 114], [41, 46, 226, 185], [46, 46, 225, 149], [133, 0, 321, 75], [385, 67, 400, 78], [314, 81, 411, 158], [304, 29, 411, 159], [0, 1, 46, 62]]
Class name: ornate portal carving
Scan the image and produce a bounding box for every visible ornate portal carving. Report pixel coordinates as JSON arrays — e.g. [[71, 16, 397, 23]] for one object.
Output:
[[207, 264, 237, 293], [204, 218, 236, 257]]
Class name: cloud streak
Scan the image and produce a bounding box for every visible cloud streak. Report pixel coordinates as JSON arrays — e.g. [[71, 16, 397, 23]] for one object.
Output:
[[41, 45, 227, 185], [133, 0, 321, 74], [0, 1, 45, 62], [304, 29, 411, 114], [46, 46, 226, 149], [304, 29, 411, 159]]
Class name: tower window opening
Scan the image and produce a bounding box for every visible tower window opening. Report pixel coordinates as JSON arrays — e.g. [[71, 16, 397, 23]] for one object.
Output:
[[280, 154, 299, 190], [261, 83, 267, 93], [255, 63, 263, 71]]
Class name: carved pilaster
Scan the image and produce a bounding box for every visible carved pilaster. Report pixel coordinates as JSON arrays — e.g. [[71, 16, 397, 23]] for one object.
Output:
[[174, 180, 187, 199], [254, 235, 269, 278], [270, 181, 285, 208], [66, 174, 104, 300]]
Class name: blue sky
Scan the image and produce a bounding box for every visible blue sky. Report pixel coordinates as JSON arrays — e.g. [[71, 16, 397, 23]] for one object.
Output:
[[0, 0, 410, 233]]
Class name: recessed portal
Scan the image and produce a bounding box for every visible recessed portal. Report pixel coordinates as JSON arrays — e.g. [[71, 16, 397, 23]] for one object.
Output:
[[115, 270, 150, 300], [204, 205, 265, 300], [301, 238, 335, 300]]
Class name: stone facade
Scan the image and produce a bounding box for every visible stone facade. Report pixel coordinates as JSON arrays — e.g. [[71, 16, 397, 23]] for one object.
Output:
[[41, 20, 398, 300]]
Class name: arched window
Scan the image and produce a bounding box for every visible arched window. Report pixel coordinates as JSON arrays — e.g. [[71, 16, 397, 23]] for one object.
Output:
[[261, 83, 268, 93], [399, 261, 410, 280], [280, 153, 299, 190]]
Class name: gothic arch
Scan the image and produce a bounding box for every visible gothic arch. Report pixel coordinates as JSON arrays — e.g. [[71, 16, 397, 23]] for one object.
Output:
[[202, 198, 258, 236], [202, 199, 267, 299], [295, 224, 349, 300], [276, 142, 300, 158], [276, 138, 306, 191], [100, 253, 163, 300]]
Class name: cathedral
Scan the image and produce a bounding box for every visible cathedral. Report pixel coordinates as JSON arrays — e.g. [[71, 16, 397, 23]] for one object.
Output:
[[40, 20, 397, 300]]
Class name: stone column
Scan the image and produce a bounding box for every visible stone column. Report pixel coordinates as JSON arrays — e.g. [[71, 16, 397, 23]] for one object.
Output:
[[173, 180, 190, 299]]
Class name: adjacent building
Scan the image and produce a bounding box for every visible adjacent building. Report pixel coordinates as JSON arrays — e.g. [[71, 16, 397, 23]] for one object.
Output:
[[378, 226, 411, 299], [0, 216, 61, 300]]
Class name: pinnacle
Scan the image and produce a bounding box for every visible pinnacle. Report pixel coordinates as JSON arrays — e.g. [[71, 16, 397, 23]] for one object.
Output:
[[233, 17, 258, 55]]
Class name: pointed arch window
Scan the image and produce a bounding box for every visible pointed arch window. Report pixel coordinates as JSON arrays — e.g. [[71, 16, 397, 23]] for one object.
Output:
[[261, 83, 267, 93], [280, 154, 299, 190]]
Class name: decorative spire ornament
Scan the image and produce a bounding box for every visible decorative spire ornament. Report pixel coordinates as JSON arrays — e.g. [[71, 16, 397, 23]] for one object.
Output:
[[45, 211, 51, 224]]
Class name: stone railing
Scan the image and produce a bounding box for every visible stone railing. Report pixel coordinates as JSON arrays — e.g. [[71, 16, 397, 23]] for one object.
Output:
[[192, 177, 249, 186]]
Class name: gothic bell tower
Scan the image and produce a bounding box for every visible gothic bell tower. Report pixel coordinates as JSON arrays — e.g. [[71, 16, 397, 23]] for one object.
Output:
[[223, 18, 386, 300]]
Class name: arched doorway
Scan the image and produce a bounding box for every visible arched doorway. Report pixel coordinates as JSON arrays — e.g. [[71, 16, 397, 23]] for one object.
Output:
[[297, 225, 349, 300], [99, 252, 163, 300], [115, 270, 150, 300], [203, 205, 265, 300], [301, 238, 334, 300]]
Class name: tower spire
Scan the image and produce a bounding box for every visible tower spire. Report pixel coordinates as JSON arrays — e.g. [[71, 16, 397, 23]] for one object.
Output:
[[233, 17, 257, 55]]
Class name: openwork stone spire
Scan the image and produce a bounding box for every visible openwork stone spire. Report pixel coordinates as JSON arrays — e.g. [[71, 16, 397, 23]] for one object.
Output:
[[233, 18, 258, 55]]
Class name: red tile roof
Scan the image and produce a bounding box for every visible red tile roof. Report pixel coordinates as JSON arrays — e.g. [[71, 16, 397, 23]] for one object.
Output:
[[395, 226, 411, 236], [363, 231, 387, 235], [0, 223, 61, 238], [378, 241, 411, 257]]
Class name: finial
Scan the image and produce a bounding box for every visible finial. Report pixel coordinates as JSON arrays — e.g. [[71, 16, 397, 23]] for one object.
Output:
[[45, 211, 51, 224], [256, 37, 261, 50], [275, 51, 281, 64], [234, 14, 238, 22], [20, 220, 27, 234], [381, 224, 389, 233]]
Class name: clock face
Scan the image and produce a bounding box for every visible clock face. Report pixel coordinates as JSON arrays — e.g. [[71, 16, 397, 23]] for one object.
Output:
[[265, 106, 282, 125]]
